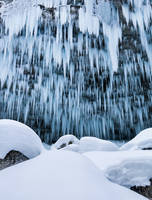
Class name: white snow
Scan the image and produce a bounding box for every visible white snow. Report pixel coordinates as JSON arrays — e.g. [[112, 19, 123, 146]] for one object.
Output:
[[61, 143, 80, 152], [84, 150, 152, 188], [54, 135, 118, 153], [0, 119, 43, 159], [120, 128, 152, 151], [79, 137, 119, 153], [106, 158, 152, 188], [0, 122, 151, 199], [0, 150, 147, 200]]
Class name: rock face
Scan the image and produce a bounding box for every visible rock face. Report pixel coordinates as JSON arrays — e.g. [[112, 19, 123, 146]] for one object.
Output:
[[0, 150, 28, 170]]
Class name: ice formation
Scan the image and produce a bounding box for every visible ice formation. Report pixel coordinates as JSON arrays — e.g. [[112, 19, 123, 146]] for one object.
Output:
[[0, 0, 152, 142]]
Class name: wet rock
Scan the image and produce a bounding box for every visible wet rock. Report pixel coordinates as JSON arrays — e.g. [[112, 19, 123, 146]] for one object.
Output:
[[131, 179, 152, 199], [142, 148, 152, 150], [0, 150, 29, 170], [0, 0, 13, 4], [0, 2, 3, 8]]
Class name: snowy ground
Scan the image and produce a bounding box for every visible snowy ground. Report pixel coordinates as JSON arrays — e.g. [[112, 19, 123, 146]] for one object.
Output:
[[0, 120, 152, 199]]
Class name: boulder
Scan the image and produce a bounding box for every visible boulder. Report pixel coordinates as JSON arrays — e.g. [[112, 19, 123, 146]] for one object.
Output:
[[0, 150, 28, 170]]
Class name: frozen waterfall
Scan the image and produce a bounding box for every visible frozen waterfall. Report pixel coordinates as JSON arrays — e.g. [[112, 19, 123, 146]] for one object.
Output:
[[0, 0, 152, 143]]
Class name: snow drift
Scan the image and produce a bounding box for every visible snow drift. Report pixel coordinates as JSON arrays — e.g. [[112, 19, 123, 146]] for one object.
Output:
[[121, 128, 152, 151], [0, 150, 147, 200], [85, 150, 152, 190], [54, 135, 118, 153], [0, 119, 43, 159], [78, 137, 118, 153], [106, 158, 152, 188]]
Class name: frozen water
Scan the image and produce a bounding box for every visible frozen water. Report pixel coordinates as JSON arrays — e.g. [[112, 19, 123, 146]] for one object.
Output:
[[0, 0, 152, 142]]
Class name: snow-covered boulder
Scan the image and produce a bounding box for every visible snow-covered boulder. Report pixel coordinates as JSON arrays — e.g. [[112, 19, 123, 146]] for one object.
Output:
[[106, 158, 152, 188], [0, 119, 43, 159], [54, 136, 118, 153], [0, 150, 147, 200], [78, 137, 119, 153], [85, 150, 152, 191], [53, 135, 79, 150], [120, 128, 152, 151]]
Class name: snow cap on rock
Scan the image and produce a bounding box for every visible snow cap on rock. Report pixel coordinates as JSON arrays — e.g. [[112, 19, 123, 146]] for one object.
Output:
[[0, 119, 43, 159], [121, 128, 152, 151], [53, 134, 79, 150], [79, 137, 119, 153]]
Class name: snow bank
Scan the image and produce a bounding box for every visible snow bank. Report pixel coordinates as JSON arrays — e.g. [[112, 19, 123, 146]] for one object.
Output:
[[78, 137, 118, 153], [0, 119, 43, 159], [0, 150, 146, 200], [106, 159, 152, 188], [84, 150, 152, 188], [54, 135, 118, 153], [120, 128, 152, 151]]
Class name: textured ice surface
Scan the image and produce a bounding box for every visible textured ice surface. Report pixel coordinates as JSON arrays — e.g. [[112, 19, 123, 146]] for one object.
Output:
[[0, 0, 152, 142]]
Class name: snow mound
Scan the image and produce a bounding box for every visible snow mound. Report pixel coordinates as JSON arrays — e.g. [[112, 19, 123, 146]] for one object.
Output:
[[106, 159, 152, 188], [0, 119, 43, 159], [53, 135, 79, 150], [55, 136, 118, 153], [0, 150, 147, 200], [78, 137, 119, 153], [121, 128, 152, 151], [84, 150, 152, 189]]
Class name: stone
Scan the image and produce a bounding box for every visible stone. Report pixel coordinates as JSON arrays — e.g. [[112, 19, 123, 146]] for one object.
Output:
[[131, 179, 152, 200], [0, 150, 29, 170]]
